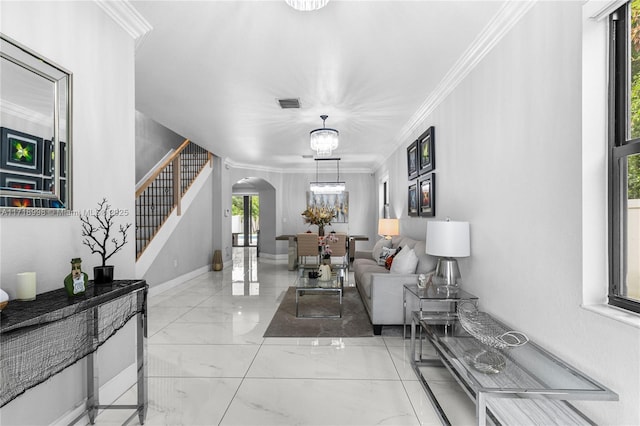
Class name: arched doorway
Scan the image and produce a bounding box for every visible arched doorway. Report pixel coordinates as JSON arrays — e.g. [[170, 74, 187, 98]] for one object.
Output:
[[231, 177, 276, 255]]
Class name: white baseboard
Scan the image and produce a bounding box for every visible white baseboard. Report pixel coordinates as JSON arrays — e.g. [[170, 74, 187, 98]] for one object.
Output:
[[53, 362, 137, 426], [259, 252, 288, 263], [148, 264, 211, 297]]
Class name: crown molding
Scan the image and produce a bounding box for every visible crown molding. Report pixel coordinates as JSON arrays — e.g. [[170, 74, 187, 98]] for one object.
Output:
[[224, 158, 373, 175], [377, 0, 537, 174], [94, 0, 153, 49], [1, 100, 51, 127], [587, 0, 626, 21]]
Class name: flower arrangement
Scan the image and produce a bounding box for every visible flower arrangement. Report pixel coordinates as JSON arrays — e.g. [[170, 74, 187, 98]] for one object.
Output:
[[301, 206, 336, 235], [302, 206, 336, 226], [320, 233, 339, 260]]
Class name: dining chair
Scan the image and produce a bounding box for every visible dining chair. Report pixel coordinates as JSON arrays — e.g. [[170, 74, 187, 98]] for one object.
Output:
[[326, 232, 348, 267], [297, 232, 320, 273]]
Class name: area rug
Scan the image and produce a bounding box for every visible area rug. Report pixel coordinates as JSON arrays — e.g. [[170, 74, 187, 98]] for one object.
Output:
[[263, 287, 373, 338]]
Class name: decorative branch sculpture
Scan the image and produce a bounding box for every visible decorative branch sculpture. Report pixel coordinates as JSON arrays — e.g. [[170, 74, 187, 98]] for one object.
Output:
[[80, 198, 132, 266]]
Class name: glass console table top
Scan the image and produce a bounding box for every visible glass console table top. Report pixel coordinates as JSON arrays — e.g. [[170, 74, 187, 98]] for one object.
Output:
[[424, 319, 615, 396], [413, 311, 618, 425]]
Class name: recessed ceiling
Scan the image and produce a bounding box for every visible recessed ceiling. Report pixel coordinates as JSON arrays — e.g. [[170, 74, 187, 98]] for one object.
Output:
[[132, 1, 506, 172]]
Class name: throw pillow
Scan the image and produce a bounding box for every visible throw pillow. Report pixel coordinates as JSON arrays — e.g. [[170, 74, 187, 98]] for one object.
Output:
[[385, 255, 394, 270], [371, 238, 392, 262], [383, 246, 402, 269], [390, 247, 419, 274], [377, 246, 397, 266]]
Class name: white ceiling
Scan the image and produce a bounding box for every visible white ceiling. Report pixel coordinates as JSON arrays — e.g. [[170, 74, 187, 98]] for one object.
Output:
[[132, 0, 506, 172]]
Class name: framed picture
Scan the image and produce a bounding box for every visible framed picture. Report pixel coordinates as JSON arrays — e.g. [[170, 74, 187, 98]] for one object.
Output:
[[418, 126, 435, 175], [419, 173, 435, 217], [1, 172, 41, 191], [1, 127, 43, 173], [306, 191, 349, 223], [43, 140, 66, 178], [407, 140, 418, 180], [1, 195, 36, 208], [408, 182, 418, 217]]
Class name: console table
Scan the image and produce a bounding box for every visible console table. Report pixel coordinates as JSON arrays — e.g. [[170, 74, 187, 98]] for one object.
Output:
[[410, 311, 618, 426], [0, 280, 148, 425]]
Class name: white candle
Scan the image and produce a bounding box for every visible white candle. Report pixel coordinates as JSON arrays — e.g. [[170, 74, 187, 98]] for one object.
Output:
[[16, 272, 36, 301]]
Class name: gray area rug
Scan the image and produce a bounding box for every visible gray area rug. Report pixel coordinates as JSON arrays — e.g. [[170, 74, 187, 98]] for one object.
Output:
[[263, 287, 374, 337]]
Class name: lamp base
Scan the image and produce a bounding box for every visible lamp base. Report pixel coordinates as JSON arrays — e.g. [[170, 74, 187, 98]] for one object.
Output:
[[433, 257, 461, 293]]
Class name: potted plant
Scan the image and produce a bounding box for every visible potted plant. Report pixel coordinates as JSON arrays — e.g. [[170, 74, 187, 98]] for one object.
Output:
[[80, 198, 131, 284]]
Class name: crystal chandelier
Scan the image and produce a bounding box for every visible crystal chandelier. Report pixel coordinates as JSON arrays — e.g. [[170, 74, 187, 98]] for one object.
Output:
[[310, 158, 345, 194], [285, 0, 329, 11], [310, 115, 339, 157]]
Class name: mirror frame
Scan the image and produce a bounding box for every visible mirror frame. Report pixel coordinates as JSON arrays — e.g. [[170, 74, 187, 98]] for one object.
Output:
[[0, 33, 72, 213]]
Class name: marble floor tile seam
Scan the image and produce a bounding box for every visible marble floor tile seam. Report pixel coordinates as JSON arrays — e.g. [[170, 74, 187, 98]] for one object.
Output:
[[148, 342, 264, 347], [147, 374, 252, 379], [224, 376, 410, 385], [148, 342, 265, 347], [399, 378, 430, 423], [260, 338, 388, 347]]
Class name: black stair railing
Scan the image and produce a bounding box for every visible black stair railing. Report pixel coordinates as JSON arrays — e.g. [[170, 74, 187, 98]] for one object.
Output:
[[135, 139, 212, 258]]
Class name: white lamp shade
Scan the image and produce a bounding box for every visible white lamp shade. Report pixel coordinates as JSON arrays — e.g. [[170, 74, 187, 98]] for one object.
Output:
[[425, 220, 470, 257], [378, 218, 399, 237]]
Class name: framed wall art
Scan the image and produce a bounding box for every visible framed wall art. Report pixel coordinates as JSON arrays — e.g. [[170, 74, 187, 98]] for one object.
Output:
[[408, 182, 418, 217], [407, 140, 418, 180], [1, 128, 42, 173], [419, 173, 435, 217], [306, 191, 349, 223], [418, 126, 435, 175]]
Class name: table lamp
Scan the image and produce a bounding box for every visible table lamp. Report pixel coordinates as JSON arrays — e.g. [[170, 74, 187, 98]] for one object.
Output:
[[378, 218, 399, 239], [425, 219, 470, 292]]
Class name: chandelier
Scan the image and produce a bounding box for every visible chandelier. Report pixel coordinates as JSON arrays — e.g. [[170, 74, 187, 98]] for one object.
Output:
[[285, 0, 329, 11], [310, 158, 345, 194], [310, 115, 339, 157]]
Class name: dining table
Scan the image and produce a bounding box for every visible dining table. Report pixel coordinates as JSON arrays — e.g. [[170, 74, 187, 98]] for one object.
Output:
[[276, 234, 369, 270]]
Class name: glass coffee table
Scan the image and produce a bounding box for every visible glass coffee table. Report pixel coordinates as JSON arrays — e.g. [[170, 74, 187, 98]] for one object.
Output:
[[295, 275, 343, 318]]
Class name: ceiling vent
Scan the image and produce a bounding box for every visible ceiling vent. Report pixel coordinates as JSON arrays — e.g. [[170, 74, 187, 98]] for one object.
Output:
[[278, 98, 301, 109]]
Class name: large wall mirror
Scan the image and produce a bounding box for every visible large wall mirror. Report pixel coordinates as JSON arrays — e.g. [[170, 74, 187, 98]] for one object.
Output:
[[0, 34, 72, 211]]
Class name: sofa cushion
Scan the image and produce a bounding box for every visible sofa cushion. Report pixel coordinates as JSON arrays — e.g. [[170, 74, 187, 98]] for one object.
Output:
[[353, 258, 387, 296], [371, 238, 392, 262], [359, 267, 387, 299], [390, 247, 419, 274], [412, 240, 438, 274], [378, 246, 397, 266]]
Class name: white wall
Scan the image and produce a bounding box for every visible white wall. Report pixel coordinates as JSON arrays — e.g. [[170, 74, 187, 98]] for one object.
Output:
[[222, 164, 377, 263], [142, 174, 214, 287], [135, 110, 185, 182], [376, 2, 639, 424], [0, 2, 138, 424]]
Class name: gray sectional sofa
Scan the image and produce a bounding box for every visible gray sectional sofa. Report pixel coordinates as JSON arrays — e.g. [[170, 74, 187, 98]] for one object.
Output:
[[353, 235, 438, 335]]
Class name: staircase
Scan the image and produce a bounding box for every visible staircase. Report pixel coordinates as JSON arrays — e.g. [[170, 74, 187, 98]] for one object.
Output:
[[135, 139, 211, 258]]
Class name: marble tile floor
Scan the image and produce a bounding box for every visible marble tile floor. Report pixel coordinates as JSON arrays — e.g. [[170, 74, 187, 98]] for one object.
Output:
[[93, 248, 476, 426]]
